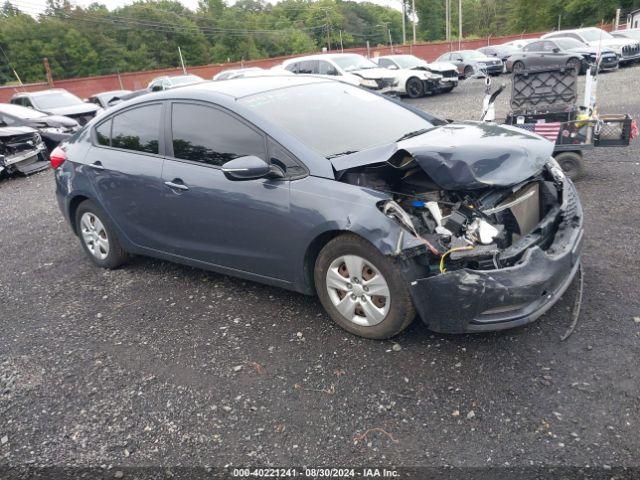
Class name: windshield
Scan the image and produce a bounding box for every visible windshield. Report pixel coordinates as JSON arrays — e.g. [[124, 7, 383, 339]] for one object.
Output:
[[331, 54, 377, 72], [391, 55, 427, 69], [239, 82, 434, 158], [32, 91, 83, 110], [580, 28, 613, 41], [170, 75, 203, 85], [554, 38, 585, 49], [0, 103, 46, 119]]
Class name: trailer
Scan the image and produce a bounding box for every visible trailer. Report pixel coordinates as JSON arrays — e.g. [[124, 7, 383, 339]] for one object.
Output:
[[481, 64, 637, 180]]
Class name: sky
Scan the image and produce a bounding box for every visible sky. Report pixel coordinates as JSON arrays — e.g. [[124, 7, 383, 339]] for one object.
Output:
[[8, 0, 403, 15]]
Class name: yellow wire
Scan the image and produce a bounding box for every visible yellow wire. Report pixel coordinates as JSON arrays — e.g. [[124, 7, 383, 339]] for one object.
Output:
[[439, 246, 474, 273]]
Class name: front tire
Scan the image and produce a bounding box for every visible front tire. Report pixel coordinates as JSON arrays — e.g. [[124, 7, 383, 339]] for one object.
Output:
[[463, 65, 474, 78], [75, 200, 128, 269], [405, 77, 424, 98], [314, 234, 415, 339], [567, 57, 582, 74], [512, 61, 525, 73]]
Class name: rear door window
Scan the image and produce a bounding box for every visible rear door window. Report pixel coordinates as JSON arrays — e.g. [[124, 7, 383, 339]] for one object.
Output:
[[170, 103, 266, 167], [95, 119, 111, 146], [110, 104, 162, 154]]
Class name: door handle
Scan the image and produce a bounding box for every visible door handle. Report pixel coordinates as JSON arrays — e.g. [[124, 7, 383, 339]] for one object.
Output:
[[164, 180, 189, 191], [89, 161, 105, 170]]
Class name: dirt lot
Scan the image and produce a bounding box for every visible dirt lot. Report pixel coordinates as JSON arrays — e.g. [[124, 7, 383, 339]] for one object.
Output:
[[1, 65, 639, 474]]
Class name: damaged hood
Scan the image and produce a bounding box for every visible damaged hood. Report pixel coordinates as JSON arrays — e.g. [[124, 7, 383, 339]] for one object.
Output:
[[332, 122, 554, 190]]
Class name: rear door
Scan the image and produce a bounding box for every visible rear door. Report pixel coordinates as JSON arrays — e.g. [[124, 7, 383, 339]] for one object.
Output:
[[158, 101, 297, 281], [89, 102, 168, 250]]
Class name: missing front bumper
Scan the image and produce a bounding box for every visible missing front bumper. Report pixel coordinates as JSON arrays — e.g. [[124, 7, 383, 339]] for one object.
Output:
[[408, 178, 584, 334]]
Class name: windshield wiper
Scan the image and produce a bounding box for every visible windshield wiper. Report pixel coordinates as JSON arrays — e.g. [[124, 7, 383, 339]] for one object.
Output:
[[396, 128, 430, 142], [326, 150, 359, 159]]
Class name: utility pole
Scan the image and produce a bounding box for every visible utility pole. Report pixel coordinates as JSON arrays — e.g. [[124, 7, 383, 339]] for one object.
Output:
[[366, 40, 371, 58], [43, 57, 54, 87], [178, 46, 187, 74], [325, 11, 331, 51], [445, 0, 450, 41], [458, 0, 462, 50], [339, 30, 344, 53], [388, 26, 394, 52], [558, 14, 562, 31], [411, 0, 417, 44], [401, 0, 406, 45], [614, 8, 621, 30]]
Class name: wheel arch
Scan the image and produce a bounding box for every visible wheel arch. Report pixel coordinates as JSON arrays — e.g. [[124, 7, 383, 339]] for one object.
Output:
[[302, 229, 345, 295], [68, 194, 91, 235]]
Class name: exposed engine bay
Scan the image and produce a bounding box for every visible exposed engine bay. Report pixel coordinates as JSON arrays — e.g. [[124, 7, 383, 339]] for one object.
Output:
[[337, 151, 565, 274]]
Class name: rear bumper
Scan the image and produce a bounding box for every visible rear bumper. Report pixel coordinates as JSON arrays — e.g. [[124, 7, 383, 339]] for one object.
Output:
[[408, 178, 584, 334]]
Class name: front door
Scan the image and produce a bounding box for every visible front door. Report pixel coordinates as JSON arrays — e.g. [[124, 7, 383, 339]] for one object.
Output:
[[158, 101, 295, 282]]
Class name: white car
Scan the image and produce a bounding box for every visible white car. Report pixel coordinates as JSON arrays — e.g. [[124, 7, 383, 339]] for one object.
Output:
[[213, 67, 294, 81], [542, 27, 640, 64], [281, 54, 398, 94], [374, 54, 458, 94]]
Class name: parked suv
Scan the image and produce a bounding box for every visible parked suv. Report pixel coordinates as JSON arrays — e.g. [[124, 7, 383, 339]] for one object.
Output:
[[52, 77, 583, 339], [542, 27, 640, 64], [11, 89, 100, 126]]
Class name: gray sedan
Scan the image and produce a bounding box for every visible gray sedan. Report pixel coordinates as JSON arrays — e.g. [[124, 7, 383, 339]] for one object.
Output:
[[51, 76, 583, 339]]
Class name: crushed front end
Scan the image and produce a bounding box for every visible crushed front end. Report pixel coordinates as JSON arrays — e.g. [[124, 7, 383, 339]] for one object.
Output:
[[334, 122, 584, 333]]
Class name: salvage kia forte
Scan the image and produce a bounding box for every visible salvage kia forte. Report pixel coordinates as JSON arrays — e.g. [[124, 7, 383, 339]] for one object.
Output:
[[53, 76, 583, 339]]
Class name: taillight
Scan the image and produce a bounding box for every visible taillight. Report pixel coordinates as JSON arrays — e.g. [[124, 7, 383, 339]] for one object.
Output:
[[50, 146, 67, 169]]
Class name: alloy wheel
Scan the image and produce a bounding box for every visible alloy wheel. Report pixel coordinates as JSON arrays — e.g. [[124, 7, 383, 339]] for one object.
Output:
[[325, 255, 390, 327], [80, 212, 109, 260]]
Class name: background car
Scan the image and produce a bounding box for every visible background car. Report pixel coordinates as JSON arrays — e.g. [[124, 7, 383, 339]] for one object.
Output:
[[477, 45, 521, 64], [0, 103, 79, 151], [542, 27, 640, 64], [435, 50, 503, 78], [506, 38, 618, 73], [10, 89, 100, 125], [281, 53, 397, 93], [87, 90, 132, 109], [146, 74, 204, 92], [0, 125, 48, 177], [498, 38, 537, 49], [213, 67, 263, 81], [373, 54, 459, 94]]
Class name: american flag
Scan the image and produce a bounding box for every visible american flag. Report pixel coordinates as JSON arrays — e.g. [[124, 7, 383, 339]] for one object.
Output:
[[517, 122, 562, 142]]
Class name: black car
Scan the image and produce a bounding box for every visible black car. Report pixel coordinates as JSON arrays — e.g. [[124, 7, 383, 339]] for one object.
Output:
[[52, 76, 583, 339], [507, 38, 619, 73], [10, 89, 101, 126], [0, 103, 79, 151], [0, 126, 48, 177], [436, 50, 503, 77]]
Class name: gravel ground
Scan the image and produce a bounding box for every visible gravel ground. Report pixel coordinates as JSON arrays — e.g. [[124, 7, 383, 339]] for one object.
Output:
[[1, 65, 639, 474]]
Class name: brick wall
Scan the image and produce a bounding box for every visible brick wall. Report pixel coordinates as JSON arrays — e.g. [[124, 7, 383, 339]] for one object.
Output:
[[0, 31, 545, 103]]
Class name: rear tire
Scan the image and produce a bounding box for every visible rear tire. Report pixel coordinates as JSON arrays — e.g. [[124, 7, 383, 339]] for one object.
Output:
[[75, 200, 128, 269], [512, 61, 525, 73], [463, 65, 474, 78], [567, 57, 582, 74], [554, 152, 584, 181], [314, 234, 415, 339], [405, 77, 424, 98]]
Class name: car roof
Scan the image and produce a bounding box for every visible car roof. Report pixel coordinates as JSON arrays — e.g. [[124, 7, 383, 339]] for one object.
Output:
[[282, 53, 364, 64], [126, 76, 331, 104]]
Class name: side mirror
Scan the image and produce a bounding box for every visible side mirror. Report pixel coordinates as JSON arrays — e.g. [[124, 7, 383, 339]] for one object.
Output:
[[552, 47, 561, 53], [387, 64, 398, 70], [222, 155, 284, 181]]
